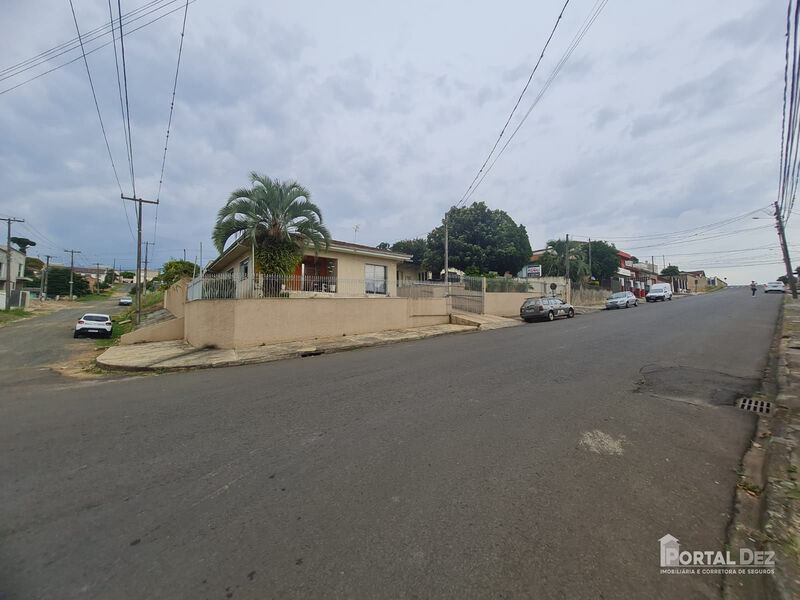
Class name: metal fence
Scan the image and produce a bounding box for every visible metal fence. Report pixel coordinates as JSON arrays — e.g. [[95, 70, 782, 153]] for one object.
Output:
[[188, 273, 399, 301]]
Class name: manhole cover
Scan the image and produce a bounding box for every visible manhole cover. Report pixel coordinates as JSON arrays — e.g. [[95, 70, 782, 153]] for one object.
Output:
[[738, 397, 771, 414]]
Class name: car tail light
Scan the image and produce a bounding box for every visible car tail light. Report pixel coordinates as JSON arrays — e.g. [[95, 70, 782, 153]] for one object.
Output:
[[538, 306, 544, 312], [105, 322, 112, 326], [78, 320, 84, 324]]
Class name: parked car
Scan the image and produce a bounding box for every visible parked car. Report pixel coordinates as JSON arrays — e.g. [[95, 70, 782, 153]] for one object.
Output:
[[646, 283, 673, 302], [605, 291, 638, 309], [119, 296, 133, 306], [764, 281, 787, 293], [520, 296, 575, 322], [74, 313, 113, 338]]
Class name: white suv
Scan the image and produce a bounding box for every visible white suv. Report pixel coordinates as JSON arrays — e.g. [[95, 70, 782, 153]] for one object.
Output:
[[646, 283, 673, 302], [74, 313, 113, 338]]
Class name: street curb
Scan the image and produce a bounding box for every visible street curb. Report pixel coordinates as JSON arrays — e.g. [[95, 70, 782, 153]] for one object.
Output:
[[724, 298, 800, 599], [95, 325, 479, 373]]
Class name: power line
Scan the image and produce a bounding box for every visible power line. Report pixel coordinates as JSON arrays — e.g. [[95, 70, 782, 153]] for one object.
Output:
[[457, 0, 571, 208], [108, 0, 136, 243], [463, 0, 609, 205], [0, 0, 197, 96], [153, 0, 190, 243], [118, 0, 136, 198], [67, 0, 124, 195]]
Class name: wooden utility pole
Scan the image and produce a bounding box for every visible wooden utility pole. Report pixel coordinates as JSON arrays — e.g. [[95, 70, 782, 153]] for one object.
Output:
[[42, 254, 54, 299], [122, 194, 159, 325], [143, 241, 155, 295], [64, 249, 81, 300], [564, 234, 570, 303], [3, 216, 24, 311], [587, 238, 592, 281], [774, 201, 798, 299]]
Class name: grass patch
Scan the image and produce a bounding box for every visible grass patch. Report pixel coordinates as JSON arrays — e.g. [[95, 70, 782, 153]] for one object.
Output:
[[93, 290, 164, 348], [0, 308, 33, 326]]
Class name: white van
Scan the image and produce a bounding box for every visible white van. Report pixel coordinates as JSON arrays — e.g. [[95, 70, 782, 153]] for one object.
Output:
[[646, 283, 672, 302]]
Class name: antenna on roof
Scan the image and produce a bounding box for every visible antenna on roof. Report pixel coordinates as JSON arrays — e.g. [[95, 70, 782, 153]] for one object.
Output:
[[353, 224, 360, 242]]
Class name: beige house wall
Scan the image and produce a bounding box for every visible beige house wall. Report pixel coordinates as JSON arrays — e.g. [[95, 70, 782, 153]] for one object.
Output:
[[483, 293, 539, 317], [164, 278, 190, 318], [183, 296, 449, 349], [120, 317, 185, 345]]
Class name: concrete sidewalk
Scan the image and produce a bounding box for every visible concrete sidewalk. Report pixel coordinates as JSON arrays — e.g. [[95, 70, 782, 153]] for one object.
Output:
[[97, 323, 483, 372]]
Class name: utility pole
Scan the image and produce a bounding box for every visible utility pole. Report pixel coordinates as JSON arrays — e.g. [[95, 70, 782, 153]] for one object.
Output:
[[122, 194, 159, 325], [143, 241, 155, 296], [41, 254, 54, 299], [64, 249, 81, 300], [96, 262, 101, 294], [587, 238, 592, 281], [444, 211, 449, 287], [3, 216, 24, 311], [564, 234, 570, 303], [774, 201, 798, 299]]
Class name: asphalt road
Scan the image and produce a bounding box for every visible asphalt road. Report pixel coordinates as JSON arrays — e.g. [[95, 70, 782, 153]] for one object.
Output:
[[0, 296, 124, 389], [0, 287, 782, 599]]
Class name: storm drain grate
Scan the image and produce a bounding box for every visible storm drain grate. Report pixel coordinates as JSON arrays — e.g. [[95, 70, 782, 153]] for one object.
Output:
[[738, 397, 771, 414]]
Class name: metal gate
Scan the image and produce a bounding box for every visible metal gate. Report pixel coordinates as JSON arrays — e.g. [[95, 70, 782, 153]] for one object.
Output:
[[448, 278, 484, 314]]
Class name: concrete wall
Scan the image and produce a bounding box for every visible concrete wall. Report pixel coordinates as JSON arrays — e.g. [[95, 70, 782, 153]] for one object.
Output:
[[483, 293, 539, 317], [572, 286, 612, 306], [184, 296, 450, 349], [120, 317, 185, 345], [164, 278, 189, 318]]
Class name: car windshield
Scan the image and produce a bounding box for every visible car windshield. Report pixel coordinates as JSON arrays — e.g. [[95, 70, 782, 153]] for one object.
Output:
[[609, 293, 626, 299], [83, 315, 108, 322]]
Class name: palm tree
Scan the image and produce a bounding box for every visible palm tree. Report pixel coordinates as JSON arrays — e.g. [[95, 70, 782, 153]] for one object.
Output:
[[212, 173, 331, 277]]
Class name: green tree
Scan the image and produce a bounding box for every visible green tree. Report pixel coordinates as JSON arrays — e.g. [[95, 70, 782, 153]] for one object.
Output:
[[212, 173, 330, 276], [376, 242, 391, 250], [103, 270, 117, 285], [25, 256, 44, 277], [10, 237, 35, 254], [586, 240, 620, 281], [391, 238, 427, 264], [535, 239, 590, 281], [422, 202, 532, 276], [120, 271, 135, 279], [45, 267, 89, 296], [661, 265, 680, 277], [160, 259, 199, 287]]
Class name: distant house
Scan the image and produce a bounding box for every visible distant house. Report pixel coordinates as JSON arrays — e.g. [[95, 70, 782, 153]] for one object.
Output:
[[204, 238, 412, 297], [0, 245, 30, 295]]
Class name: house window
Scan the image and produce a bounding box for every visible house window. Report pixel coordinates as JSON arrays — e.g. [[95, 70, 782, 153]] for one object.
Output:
[[239, 258, 249, 280], [365, 264, 387, 295]]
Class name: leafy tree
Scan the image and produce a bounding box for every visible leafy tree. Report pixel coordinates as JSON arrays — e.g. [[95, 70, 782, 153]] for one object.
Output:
[[422, 202, 532, 276], [25, 256, 44, 277], [391, 238, 427, 264], [586, 240, 621, 281], [160, 259, 199, 287], [661, 265, 680, 277], [120, 271, 135, 279], [535, 239, 590, 281], [9, 237, 35, 254], [44, 267, 89, 296], [103, 270, 117, 285], [377, 242, 391, 250], [212, 173, 330, 276]]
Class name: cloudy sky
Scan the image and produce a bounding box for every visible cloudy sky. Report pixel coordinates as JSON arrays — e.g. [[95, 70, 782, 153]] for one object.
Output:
[[0, 0, 796, 284]]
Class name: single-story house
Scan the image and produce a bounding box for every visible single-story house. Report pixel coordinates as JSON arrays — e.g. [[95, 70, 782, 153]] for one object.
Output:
[[204, 238, 412, 297]]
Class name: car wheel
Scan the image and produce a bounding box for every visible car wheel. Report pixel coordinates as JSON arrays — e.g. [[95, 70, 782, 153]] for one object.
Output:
[[567, 308, 575, 318], [667, 296, 672, 301], [547, 311, 555, 321], [634, 300, 638, 306], [523, 317, 533, 323], [73, 331, 79, 338], [625, 301, 629, 308]]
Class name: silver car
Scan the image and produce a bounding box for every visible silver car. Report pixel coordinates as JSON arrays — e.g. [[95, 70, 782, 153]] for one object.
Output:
[[606, 291, 638, 309], [520, 296, 575, 322]]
